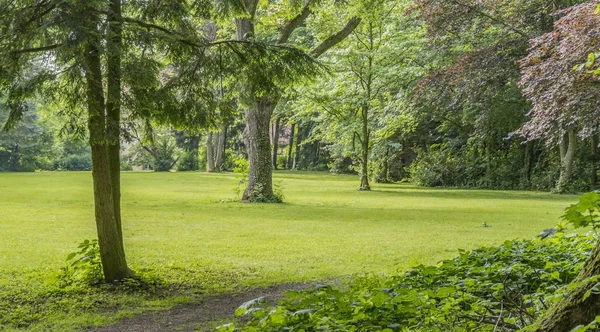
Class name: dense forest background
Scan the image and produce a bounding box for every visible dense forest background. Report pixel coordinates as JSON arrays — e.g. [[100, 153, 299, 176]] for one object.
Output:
[[1, 0, 598, 195]]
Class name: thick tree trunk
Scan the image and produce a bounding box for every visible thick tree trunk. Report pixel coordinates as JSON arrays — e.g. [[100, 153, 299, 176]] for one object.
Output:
[[287, 123, 295, 169], [293, 121, 302, 169], [242, 97, 277, 202], [206, 132, 215, 172], [557, 129, 577, 193], [272, 117, 280, 170], [214, 126, 225, 171], [359, 106, 371, 191], [83, 31, 131, 282], [534, 240, 600, 332]]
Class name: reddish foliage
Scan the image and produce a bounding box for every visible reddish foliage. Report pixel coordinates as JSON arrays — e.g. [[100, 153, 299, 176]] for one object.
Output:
[[518, 2, 600, 142]]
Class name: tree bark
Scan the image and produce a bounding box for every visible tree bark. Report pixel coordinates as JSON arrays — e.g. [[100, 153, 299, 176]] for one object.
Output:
[[359, 105, 371, 191], [557, 129, 577, 193], [242, 97, 277, 202], [293, 121, 302, 169], [214, 127, 225, 171], [272, 117, 280, 170], [106, 0, 124, 245], [287, 123, 295, 169], [83, 25, 130, 282], [206, 132, 215, 172], [534, 240, 600, 332]]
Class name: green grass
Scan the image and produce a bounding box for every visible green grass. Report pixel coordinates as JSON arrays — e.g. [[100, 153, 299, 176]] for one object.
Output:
[[0, 171, 578, 330]]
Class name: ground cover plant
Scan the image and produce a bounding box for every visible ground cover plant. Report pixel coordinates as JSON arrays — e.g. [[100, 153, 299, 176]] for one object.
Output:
[[227, 233, 597, 331], [0, 171, 577, 331]]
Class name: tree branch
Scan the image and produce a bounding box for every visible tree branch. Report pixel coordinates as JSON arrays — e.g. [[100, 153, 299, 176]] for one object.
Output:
[[310, 16, 362, 58], [448, 0, 528, 37], [10, 43, 63, 55], [276, 0, 312, 45]]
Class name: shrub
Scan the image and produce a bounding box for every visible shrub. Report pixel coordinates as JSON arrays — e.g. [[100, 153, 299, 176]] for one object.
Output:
[[55, 153, 93, 171]]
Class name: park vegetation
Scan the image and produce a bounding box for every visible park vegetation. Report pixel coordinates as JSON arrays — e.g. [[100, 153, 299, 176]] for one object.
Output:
[[2, 0, 600, 331]]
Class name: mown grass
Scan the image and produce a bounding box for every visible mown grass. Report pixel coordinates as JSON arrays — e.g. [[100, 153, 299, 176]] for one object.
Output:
[[0, 171, 578, 331]]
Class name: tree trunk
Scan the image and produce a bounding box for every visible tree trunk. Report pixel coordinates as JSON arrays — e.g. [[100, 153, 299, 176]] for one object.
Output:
[[359, 106, 371, 191], [106, 0, 124, 246], [557, 129, 577, 193], [287, 123, 295, 169], [83, 28, 131, 282], [534, 240, 600, 332], [206, 132, 215, 172], [214, 126, 225, 171], [293, 121, 302, 169], [272, 117, 280, 170], [242, 97, 277, 202]]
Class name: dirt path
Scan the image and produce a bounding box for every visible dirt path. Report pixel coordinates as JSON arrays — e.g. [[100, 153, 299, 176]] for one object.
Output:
[[90, 282, 315, 332]]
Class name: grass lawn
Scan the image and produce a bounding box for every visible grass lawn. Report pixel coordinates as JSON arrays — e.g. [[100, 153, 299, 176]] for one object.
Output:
[[0, 171, 578, 331]]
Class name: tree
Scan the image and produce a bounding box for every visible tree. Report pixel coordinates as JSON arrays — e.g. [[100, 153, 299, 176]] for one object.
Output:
[[518, 2, 600, 193], [0, 101, 44, 171], [0, 0, 314, 281], [293, 0, 424, 189], [234, 0, 361, 202], [517, 4, 600, 330]]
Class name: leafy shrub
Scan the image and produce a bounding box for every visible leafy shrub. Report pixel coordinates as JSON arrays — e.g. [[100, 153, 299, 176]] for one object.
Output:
[[55, 153, 92, 171], [120, 160, 133, 171], [563, 191, 600, 232], [57, 239, 103, 287], [226, 233, 596, 331], [176, 151, 200, 171], [233, 156, 249, 174]]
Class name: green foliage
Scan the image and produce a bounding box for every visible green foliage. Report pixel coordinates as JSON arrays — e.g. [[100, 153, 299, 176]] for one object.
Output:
[[55, 153, 93, 171], [176, 151, 200, 172], [563, 192, 600, 231], [232, 233, 596, 331], [57, 240, 103, 287]]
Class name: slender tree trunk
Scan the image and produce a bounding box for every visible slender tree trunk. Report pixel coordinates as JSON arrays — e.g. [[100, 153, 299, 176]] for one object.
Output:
[[272, 117, 280, 170], [242, 97, 277, 202], [190, 135, 201, 171], [83, 28, 130, 282], [287, 123, 295, 169], [534, 240, 600, 332], [106, 0, 124, 246], [206, 132, 215, 172], [557, 129, 577, 193], [359, 106, 371, 191], [293, 121, 302, 169]]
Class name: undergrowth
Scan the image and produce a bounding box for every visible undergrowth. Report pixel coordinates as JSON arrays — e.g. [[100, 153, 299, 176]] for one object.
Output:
[[223, 232, 597, 332]]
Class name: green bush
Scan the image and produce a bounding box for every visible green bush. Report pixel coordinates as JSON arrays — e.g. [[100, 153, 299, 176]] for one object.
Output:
[[226, 232, 596, 331], [176, 151, 200, 171], [55, 153, 93, 171]]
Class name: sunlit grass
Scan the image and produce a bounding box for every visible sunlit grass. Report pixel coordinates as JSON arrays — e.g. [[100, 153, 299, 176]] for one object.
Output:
[[0, 171, 577, 284]]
